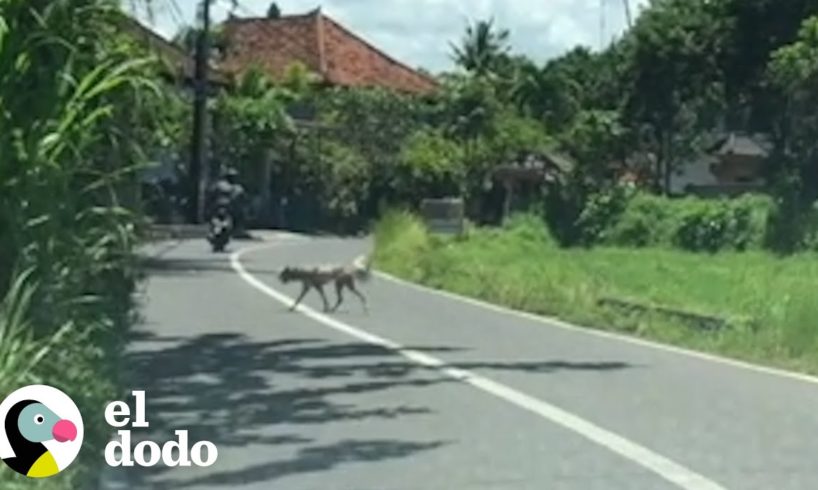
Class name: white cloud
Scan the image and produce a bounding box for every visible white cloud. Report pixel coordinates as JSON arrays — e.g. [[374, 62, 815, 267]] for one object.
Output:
[[129, 0, 649, 72]]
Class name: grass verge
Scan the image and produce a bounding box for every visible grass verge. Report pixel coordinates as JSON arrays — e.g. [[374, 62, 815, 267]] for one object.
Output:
[[374, 210, 818, 375], [0, 268, 135, 488]]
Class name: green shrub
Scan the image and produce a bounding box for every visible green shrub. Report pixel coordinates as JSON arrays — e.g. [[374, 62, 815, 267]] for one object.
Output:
[[608, 193, 671, 246], [567, 189, 776, 252], [673, 200, 735, 252], [669, 195, 774, 252], [575, 184, 633, 245], [502, 213, 555, 245], [394, 129, 466, 202], [373, 210, 431, 281]]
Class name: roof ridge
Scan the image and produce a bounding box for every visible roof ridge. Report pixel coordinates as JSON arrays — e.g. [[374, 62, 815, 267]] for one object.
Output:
[[222, 11, 319, 24]]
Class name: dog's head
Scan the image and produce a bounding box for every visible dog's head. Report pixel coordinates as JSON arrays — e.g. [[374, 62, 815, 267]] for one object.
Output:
[[278, 267, 293, 283]]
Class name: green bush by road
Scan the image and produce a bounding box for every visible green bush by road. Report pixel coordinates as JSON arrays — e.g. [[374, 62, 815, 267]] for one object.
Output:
[[374, 211, 818, 374], [571, 190, 778, 252]]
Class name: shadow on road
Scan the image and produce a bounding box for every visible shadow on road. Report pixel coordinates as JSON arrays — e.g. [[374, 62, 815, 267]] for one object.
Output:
[[120, 332, 634, 488], [139, 255, 280, 277]]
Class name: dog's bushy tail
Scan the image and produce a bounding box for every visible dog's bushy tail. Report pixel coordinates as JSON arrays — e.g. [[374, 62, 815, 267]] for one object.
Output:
[[352, 254, 372, 282]]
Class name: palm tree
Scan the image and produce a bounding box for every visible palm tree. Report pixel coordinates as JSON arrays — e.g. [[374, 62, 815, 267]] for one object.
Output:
[[450, 19, 510, 76], [510, 64, 582, 127]]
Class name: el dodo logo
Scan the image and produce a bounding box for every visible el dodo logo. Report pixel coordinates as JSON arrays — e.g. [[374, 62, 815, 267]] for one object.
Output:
[[0, 385, 82, 478], [104, 391, 218, 468]]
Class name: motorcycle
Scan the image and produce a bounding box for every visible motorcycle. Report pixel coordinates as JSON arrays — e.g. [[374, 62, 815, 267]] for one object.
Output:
[[207, 206, 233, 253]]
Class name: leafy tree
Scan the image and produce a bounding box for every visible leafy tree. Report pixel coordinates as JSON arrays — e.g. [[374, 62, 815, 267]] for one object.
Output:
[[768, 15, 818, 169], [719, 0, 818, 129], [315, 86, 430, 214], [212, 67, 294, 199], [767, 14, 818, 240], [560, 110, 626, 185], [281, 61, 321, 97], [267, 2, 281, 19], [510, 60, 581, 130], [396, 129, 466, 202], [621, 0, 728, 193], [313, 142, 371, 229], [440, 75, 502, 147], [488, 112, 553, 164]]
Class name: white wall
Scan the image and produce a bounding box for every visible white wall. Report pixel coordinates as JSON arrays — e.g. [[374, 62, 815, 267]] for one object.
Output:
[[669, 156, 719, 195]]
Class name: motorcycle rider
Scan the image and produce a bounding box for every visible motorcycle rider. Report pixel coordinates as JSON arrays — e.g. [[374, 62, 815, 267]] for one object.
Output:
[[205, 167, 241, 251], [207, 203, 233, 252], [208, 167, 247, 237]]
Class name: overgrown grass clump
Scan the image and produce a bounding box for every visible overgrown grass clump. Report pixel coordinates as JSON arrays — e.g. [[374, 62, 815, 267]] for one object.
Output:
[[0, 1, 161, 487], [375, 211, 818, 374]]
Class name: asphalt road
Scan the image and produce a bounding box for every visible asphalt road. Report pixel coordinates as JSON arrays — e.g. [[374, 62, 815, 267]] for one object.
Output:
[[102, 233, 818, 490]]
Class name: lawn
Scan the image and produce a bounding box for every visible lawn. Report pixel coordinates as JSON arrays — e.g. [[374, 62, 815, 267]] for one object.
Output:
[[373, 211, 818, 374]]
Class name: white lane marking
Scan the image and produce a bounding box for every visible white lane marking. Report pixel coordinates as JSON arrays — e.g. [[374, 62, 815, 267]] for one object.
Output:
[[255, 232, 818, 386], [231, 244, 727, 490]]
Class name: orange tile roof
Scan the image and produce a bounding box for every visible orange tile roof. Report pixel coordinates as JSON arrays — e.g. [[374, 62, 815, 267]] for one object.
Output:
[[221, 9, 438, 94]]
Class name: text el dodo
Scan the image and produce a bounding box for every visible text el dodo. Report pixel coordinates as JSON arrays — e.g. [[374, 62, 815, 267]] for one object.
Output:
[[104, 391, 217, 468]]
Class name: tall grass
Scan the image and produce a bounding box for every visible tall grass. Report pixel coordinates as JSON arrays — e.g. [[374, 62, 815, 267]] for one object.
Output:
[[374, 212, 818, 374], [0, 1, 161, 487]]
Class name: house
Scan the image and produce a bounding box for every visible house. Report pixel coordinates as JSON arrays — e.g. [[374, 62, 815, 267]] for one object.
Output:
[[489, 151, 574, 224], [219, 8, 439, 94], [116, 15, 229, 89], [669, 132, 772, 197]]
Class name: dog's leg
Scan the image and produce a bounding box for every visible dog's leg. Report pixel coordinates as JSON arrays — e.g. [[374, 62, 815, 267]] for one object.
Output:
[[348, 281, 368, 314], [290, 284, 310, 311], [331, 281, 345, 312], [316, 285, 330, 312]]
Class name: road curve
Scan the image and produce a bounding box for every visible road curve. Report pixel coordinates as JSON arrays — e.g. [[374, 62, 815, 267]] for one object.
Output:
[[104, 233, 818, 490]]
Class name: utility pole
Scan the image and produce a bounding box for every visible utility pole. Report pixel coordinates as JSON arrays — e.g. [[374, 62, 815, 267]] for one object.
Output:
[[189, 0, 211, 224]]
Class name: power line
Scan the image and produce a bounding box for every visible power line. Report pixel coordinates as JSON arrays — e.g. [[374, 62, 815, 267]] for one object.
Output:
[[226, 0, 258, 17], [165, 0, 187, 32], [623, 0, 633, 29]]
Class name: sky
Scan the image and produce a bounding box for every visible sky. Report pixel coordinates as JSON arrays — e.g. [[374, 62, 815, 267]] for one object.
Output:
[[129, 0, 649, 73]]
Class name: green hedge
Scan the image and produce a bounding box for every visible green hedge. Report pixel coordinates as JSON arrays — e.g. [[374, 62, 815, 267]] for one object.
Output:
[[571, 189, 777, 252]]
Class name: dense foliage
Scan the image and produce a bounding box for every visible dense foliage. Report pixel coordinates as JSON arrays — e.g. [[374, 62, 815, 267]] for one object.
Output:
[[158, 0, 818, 250], [0, 1, 173, 487], [574, 188, 775, 252]]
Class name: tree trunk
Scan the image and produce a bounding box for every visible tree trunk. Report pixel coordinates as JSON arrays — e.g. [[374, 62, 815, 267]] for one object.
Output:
[[502, 180, 514, 225], [662, 131, 672, 196]]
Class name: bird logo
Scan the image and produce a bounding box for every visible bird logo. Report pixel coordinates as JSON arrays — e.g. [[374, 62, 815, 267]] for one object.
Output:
[[0, 385, 83, 478]]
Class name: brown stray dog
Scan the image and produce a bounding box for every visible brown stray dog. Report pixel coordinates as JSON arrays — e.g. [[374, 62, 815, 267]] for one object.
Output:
[[278, 255, 371, 313]]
